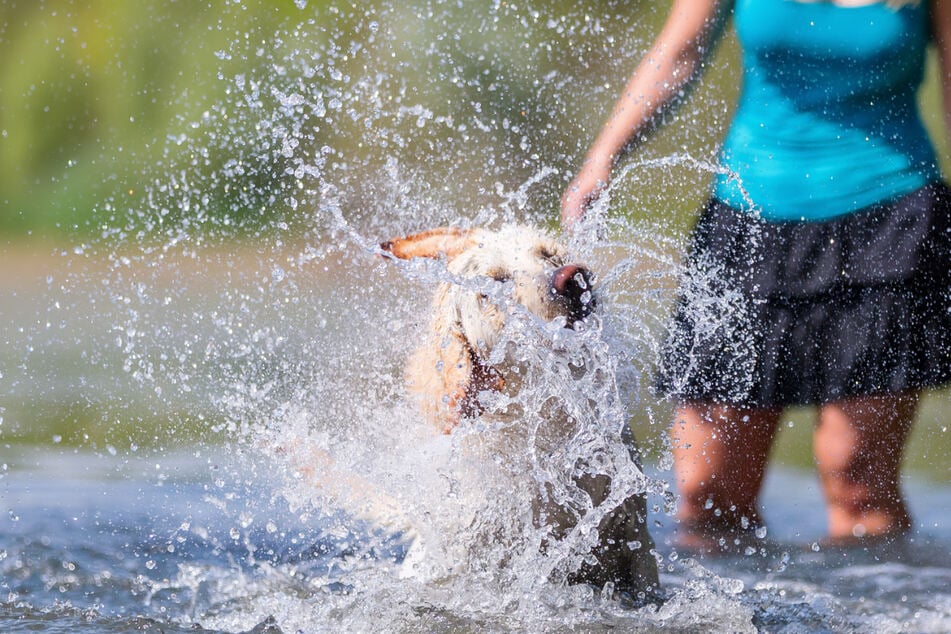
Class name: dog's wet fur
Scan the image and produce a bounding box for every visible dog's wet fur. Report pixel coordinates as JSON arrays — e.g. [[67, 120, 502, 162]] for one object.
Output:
[[382, 224, 659, 596]]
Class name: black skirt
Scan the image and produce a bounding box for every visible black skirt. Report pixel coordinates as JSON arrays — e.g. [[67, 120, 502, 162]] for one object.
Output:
[[654, 182, 951, 408]]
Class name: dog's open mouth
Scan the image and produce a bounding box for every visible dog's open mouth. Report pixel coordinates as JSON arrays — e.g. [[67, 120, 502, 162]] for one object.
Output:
[[550, 264, 597, 327]]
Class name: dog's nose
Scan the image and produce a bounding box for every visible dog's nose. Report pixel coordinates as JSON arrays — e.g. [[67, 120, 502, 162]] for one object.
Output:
[[550, 264, 597, 324]]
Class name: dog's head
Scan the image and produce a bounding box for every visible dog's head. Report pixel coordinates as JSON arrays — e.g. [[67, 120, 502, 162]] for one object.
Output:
[[381, 225, 597, 430], [382, 224, 597, 350]]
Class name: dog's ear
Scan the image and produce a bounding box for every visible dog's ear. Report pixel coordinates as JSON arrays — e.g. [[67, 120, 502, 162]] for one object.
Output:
[[405, 329, 474, 433], [380, 227, 475, 261], [407, 329, 506, 434]]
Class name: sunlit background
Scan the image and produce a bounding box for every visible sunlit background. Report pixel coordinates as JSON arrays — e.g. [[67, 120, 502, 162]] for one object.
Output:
[[3, 0, 949, 473], [1, 0, 726, 453], [1, 0, 727, 235]]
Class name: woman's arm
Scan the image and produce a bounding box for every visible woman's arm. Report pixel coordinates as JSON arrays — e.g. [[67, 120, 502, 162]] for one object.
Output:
[[561, 0, 733, 227], [933, 0, 951, 148]]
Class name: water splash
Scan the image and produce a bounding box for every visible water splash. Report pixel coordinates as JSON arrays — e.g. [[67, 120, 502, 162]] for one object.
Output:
[[4, 1, 774, 631]]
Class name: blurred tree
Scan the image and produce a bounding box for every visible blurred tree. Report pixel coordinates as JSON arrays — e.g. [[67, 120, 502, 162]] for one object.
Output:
[[0, 0, 944, 240], [0, 1, 677, 239], [0, 0, 307, 235]]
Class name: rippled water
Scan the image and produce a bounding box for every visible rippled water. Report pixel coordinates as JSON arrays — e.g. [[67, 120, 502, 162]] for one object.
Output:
[[4, 446, 951, 633], [5, 226, 951, 632]]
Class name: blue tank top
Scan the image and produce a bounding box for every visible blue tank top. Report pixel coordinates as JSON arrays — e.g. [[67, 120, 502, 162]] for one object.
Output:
[[713, 0, 941, 222]]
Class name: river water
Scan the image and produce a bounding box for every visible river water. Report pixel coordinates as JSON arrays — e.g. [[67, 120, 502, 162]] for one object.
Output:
[[4, 230, 951, 633], [3, 446, 951, 632]]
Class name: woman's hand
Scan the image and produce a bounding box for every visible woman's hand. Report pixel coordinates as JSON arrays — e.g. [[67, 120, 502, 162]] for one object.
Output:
[[559, 0, 728, 231], [561, 157, 612, 229]]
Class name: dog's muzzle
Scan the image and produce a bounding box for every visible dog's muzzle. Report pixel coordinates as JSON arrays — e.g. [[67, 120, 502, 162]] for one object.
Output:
[[550, 264, 597, 326]]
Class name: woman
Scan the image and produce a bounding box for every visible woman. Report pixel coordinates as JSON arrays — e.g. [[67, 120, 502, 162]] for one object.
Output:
[[562, 0, 951, 547]]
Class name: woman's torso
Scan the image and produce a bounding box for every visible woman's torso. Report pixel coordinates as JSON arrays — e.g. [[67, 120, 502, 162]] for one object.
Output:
[[714, 0, 940, 221]]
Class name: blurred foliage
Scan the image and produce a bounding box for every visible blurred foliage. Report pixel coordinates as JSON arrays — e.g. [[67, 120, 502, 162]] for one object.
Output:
[[0, 1, 947, 239], [0, 0, 702, 240], [0, 0, 315, 234]]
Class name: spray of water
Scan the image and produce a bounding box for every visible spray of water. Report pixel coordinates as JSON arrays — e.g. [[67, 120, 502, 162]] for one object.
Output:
[[13, 1, 766, 630]]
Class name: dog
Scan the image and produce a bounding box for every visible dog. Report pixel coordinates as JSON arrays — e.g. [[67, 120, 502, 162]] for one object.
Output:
[[381, 224, 659, 596]]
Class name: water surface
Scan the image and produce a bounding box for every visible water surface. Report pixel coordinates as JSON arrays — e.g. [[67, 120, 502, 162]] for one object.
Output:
[[3, 446, 951, 632]]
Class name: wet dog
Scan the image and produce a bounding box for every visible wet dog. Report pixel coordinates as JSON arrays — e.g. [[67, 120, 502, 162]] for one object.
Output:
[[381, 224, 659, 595]]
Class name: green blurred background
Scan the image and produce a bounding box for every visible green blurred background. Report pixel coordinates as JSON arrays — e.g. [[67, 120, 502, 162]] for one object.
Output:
[[0, 0, 727, 238], [4, 1, 946, 237], [1, 1, 303, 234], [1, 0, 950, 480]]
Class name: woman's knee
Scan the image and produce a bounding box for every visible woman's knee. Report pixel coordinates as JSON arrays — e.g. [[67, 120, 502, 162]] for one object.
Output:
[[670, 402, 781, 519], [815, 393, 918, 512]]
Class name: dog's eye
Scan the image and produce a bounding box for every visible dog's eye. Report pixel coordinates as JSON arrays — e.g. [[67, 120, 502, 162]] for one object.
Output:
[[537, 247, 561, 265]]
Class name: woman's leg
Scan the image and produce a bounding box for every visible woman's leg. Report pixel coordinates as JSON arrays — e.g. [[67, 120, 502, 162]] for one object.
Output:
[[814, 391, 918, 542], [670, 402, 783, 540]]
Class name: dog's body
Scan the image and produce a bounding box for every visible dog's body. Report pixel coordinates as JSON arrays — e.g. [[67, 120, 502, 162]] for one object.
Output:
[[382, 224, 659, 595]]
